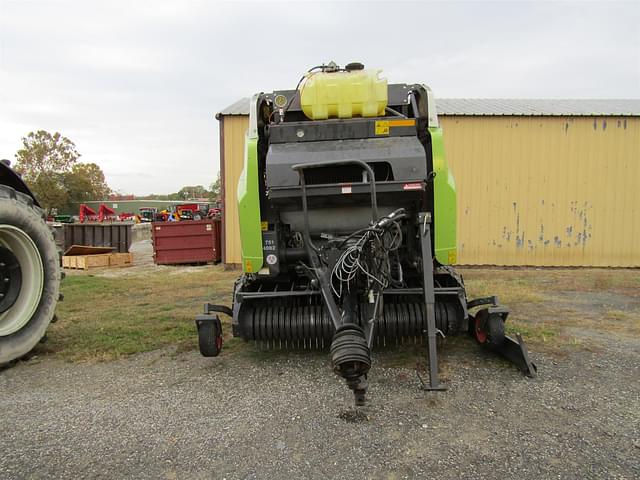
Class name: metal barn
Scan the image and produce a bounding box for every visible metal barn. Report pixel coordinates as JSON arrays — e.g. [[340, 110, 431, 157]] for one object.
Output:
[[217, 98, 640, 267]]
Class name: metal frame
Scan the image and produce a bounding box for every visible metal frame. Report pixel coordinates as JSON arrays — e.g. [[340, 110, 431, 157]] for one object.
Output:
[[291, 158, 379, 334], [267, 180, 425, 200], [418, 213, 447, 390]]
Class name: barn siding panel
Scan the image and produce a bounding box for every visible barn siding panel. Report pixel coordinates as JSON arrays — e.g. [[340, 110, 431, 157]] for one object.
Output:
[[221, 114, 640, 266], [441, 116, 639, 266]]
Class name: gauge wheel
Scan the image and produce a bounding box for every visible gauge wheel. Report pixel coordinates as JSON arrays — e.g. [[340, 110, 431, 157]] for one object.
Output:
[[485, 313, 506, 350], [197, 317, 223, 357], [474, 309, 505, 350], [473, 309, 489, 344]]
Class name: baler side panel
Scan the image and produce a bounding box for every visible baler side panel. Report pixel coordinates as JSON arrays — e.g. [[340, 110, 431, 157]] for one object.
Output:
[[237, 133, 263, 272], [429, 127, 457, 265]]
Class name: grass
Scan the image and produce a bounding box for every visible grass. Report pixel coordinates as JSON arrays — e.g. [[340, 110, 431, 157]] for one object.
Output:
[[35, 266, 238, 361], [34, 264, 640, 362], [460, 266, 640, 295], [460, 266, 640, 349], [606, 309, 628, 321], [465, 276, 546, 305]]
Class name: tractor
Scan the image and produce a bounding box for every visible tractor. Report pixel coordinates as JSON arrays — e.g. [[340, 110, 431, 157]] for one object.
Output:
[[0, 159, 60, 366]]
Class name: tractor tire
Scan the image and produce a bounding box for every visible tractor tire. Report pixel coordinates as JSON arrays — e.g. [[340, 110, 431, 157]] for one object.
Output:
[[0, 185, 60, 366]]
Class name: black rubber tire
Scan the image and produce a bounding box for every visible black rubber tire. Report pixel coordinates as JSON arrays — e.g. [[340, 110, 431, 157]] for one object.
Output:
[[472, 309, 488, 343], [0, 185, 60, 366], [485, 313, 506, 350], [197, 320, 222, 357]]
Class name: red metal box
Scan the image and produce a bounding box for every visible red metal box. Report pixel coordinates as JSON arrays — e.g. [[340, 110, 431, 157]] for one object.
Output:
[[151, 219, 221, 265]]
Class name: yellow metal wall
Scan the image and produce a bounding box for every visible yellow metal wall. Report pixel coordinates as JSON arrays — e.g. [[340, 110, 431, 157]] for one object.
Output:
[[441, 116, 639, 266], [221, 116, 248, 265], [221, 114, 639, 266]]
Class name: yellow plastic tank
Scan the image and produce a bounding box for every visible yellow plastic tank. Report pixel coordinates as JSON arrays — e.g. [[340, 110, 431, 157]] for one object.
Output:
[[300, 69, 388, 120]]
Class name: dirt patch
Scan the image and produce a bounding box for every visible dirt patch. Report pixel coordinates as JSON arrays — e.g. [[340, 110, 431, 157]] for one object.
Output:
[[337, 408, 370, 423], [3, 340, 639, 479]]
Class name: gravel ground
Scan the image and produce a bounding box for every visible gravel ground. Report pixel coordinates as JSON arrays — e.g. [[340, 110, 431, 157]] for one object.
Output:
[[2, 332, 639, 479]]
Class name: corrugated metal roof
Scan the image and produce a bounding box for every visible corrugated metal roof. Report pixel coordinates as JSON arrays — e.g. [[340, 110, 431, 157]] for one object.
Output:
[[436, 98, 640, 116], [218, 97, 640, 117], [217, 97, 251, 116]]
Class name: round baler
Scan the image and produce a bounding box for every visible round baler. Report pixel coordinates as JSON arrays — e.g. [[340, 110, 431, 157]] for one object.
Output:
[[196, 63, 536, 405]]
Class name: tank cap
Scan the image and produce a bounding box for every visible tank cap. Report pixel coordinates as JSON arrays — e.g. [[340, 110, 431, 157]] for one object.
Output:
[[345, 62, 365, 71], [322, 61, 339, 73]]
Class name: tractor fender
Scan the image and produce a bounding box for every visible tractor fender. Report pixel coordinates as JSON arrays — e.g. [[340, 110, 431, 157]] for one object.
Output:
[[0, 160, 40, 208]]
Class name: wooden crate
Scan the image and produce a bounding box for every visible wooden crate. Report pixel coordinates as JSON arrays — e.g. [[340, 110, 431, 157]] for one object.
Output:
[[62, 252, 133, 270], [108, 252, 133, 267]]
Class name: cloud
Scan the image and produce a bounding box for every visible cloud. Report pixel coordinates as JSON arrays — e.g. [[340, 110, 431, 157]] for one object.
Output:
[[0, 0, 638, 194], [68, 44, 171, 72]]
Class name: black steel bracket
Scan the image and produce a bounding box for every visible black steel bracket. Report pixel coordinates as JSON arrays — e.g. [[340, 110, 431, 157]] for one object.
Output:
[[204, 303, 233, 317], [418, 212, 447, 391], [292, 158, 380, 333], [498, 334, 538, 378], [467, 296, 498, 310]]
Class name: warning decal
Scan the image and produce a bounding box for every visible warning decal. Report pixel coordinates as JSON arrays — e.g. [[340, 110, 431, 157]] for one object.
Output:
[[375, 119, 416, 135]]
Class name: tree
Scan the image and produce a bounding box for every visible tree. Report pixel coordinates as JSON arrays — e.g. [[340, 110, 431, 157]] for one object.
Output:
[[63, 163, 111, 207], [209, 172, 221, 203], [29, 173, 70, 213], [13, 131, 112, 213], [14, 131, 81, 212], [15, 130, 80, 181], [176, 185, 208, 200]]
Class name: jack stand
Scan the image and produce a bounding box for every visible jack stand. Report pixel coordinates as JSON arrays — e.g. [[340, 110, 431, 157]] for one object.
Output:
[[419, 212, 447, 391]]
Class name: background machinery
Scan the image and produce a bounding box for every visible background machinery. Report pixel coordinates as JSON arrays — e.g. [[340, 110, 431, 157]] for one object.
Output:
[[78, 203, 120, 222], [196, 63, 536, 405], [0, 159, 61, 366]]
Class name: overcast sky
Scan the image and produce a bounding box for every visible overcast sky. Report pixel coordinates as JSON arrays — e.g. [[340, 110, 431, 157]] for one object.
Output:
[[1, 0, 638, 195]]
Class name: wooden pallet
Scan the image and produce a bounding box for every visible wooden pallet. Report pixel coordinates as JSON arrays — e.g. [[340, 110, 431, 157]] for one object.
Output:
[[62, 252, 133, 270]]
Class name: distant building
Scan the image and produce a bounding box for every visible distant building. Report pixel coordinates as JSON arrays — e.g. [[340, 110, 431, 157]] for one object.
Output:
[[108, 194, 136, 201]]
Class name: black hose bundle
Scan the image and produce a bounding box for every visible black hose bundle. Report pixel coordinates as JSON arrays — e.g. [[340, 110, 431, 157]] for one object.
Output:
[[331, 209, 406, 298]]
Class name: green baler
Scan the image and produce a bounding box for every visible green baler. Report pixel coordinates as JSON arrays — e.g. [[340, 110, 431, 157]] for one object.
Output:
[[197, 63, 536, 405]]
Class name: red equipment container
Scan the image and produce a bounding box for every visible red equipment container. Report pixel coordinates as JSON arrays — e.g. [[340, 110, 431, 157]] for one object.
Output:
[[151, 219, 221, 265]]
